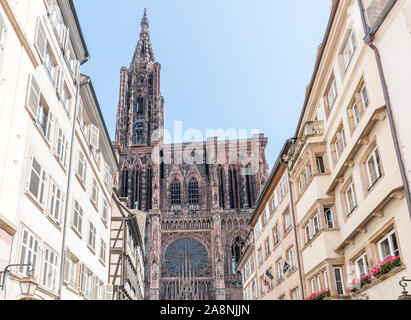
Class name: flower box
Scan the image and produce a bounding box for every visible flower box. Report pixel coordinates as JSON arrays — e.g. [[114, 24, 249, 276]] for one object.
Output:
[[306, 289, 331, 301]]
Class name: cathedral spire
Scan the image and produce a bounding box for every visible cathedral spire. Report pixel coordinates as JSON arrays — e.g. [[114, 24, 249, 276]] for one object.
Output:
[[131, 8, 155, 67]]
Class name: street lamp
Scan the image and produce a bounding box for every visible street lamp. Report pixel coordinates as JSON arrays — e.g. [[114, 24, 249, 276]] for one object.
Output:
[[19, 275, 38, 297], [398, 277, 411, 300]]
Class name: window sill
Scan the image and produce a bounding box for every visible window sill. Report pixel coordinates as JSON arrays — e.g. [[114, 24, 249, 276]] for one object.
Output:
[[99, 258, 106, 267], [46, 214, 62, 232], [54, 154, 68, 175], [25, 191, 45, 214], [71, 225, 83, 240], [90, 199, 99, 212], [87, 244, 96, 255], [64, 282, 79, 295], [75, 173, 87, 191]]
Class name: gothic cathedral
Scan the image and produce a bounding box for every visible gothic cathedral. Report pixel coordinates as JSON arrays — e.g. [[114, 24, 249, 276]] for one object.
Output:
[[113, 11, 269, 300]]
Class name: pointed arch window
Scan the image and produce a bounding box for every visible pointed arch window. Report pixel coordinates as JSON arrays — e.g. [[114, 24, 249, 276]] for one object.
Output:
[[171, 180, 181, 205], [146, 167, 153, 210], [218, 167, 225, 208], [231, 236, 245, 275], [120, 170, 129, 198], [188, 178, 200, 205]]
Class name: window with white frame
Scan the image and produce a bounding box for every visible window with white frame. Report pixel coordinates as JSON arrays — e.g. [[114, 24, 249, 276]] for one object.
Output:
[[93, 276, 104, 300], [324, 207, 335, 229], [307, 164, 313, 180], [284, 210, 291, 231], [291, 288, 299, 300], [361, 85, 369, 108], [264, 237, 271, 257], [273, 227, 280, 245], [327, 78, 338, 109], [61, 84, 71, 111], [355, 253, 370, 278], [305, 224, 312, 243], [72, 200, 84, 235], [343, 31, 356, 69], [102, 198, 109, 222], [34, 17, 47, 61], [378, 230, 399, 260], [80, 264, 93, 299], [255, 216, 262, 239], [18, 228, 39, 276], [44, 46, 56, 82], [65, 252, 78, 289], [91, 178, 99, 205], [257, 248, 263, 265], [279, 175, 288, 199], [316, 155, 326, 174], [333, 267, 345, 295], [42, 247, 58, 291], [345, 183, 357, 215], [352, 102, 360, 127], [49, 182, 63, 224], [77, 150, 87, 184], [324, 270, 329, 289], [28, 156, 47, 205], [277, 259, 283, 281], [88, 222, 96, 251], [311, 278, 316, 294], [272, 190, 279, 211], [55, 127, 68, 167], [288, 247, 295, 270], [366, 148, 382, 188], [100, 238, 106, 262]]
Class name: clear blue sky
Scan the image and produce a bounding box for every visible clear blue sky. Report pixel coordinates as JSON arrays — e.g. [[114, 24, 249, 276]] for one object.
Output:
[[74, 0, 332, 168]]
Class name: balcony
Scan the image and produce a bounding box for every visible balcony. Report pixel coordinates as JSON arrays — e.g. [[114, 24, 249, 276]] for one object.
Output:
[[288, 121, 324, 170]]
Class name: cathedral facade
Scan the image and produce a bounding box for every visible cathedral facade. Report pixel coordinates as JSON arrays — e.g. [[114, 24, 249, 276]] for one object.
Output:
[[113, 12, 269, 300]]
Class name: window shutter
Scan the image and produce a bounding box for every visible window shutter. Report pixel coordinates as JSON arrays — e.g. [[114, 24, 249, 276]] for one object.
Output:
[[89, 124, 100, 150], [46, 111, 53, 141], [35, 17, 47, 60], [79, 263, 85, 294], [64, 248, 71, 283], [27, 75, 41, 117]]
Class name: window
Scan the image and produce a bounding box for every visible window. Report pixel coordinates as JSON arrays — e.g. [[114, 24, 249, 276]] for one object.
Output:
[[332, 126, 346, 162], [291, 288, 299, 300], [0, 12, 6, 55], [55, 127, 68, 167], [333, 267, 345, 295], [264, 205, 270, 225], [91, 178, 99, 205], [264, 238, 271, 257], [313, 214, 320, 235], [80, 264, 93, 299], [88, 223, 96, 251], [284, 210, 291, 232], [352, 102, 360, 127], [188, 178, 199, 205], [170, 180, 181, 205], [307, 164, 313, 180], [298, 179, 303, 195], [72, 200, 84, 235], [345, 183, 357, 215], [61, 85, 70, 111], [77, 150, 87, 183], [18, 229, 39, 276], [355, 253, 370, 278], [257, 248, 263, 265], [255, 217, 262, 239], [49, 182, 63, 224], [100, 238, 106, 262], [135, 119, 144, 144], [102, 199, 109, 222], [42, 247, 58, 291], [44, 46, 56, 81], [272, 190, 279, 210], [93, 277, 104, 300], [327, 78, 338, 109], [279, 175, 288, 199], [378, 231, 399, 260], [324, 207, 335, 229], [36, 100, 53, 139], [343, 31, 356, 69], [277, 260, 283, 281], [288, 248, 295, 269], [361, 85, 369, 108], [65, 252, 78, 289], [366, 148, 382, 188], [311, 278, 316, 294], [28, 156, 47, 205], [305, 224, 312, 243], [273, 227, 280, 245]]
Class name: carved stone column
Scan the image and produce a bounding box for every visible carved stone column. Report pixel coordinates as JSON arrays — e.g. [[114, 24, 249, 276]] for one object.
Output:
[[213, 212, 226, 300], [149, 212, 161, 300]]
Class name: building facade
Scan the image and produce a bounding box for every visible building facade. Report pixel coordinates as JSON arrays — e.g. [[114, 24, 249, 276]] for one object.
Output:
[[109, 195, 146, 300], [288, 0, 411, 300], [238, 141, 304, 300], [0, 0, 118, 300], [113, 12, 269, 300]]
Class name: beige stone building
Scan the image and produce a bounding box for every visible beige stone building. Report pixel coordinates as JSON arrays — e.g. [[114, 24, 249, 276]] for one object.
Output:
[[287, 0, 411, 300], [238, 141, 304, 300], [0, 0, 119, 300]]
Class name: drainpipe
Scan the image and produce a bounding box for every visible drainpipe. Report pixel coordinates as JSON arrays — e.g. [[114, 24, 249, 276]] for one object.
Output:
[[281, 138, 305, 300], [357, 0, 411, 219], [57, 57, 90, 300]]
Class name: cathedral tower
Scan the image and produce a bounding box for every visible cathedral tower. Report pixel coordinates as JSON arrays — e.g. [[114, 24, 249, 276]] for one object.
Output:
[[114, 10, 269, 301]]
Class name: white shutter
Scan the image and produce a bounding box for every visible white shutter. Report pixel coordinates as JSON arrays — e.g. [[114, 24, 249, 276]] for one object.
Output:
[[89, 124, 100, 150], [46, 111, 53, 141], [104, 284, 113, 300], [56, 67, 64, 98], [63, 248, 71, 283], [35, 17, 47, 60], [27, 75, 41, 117]]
